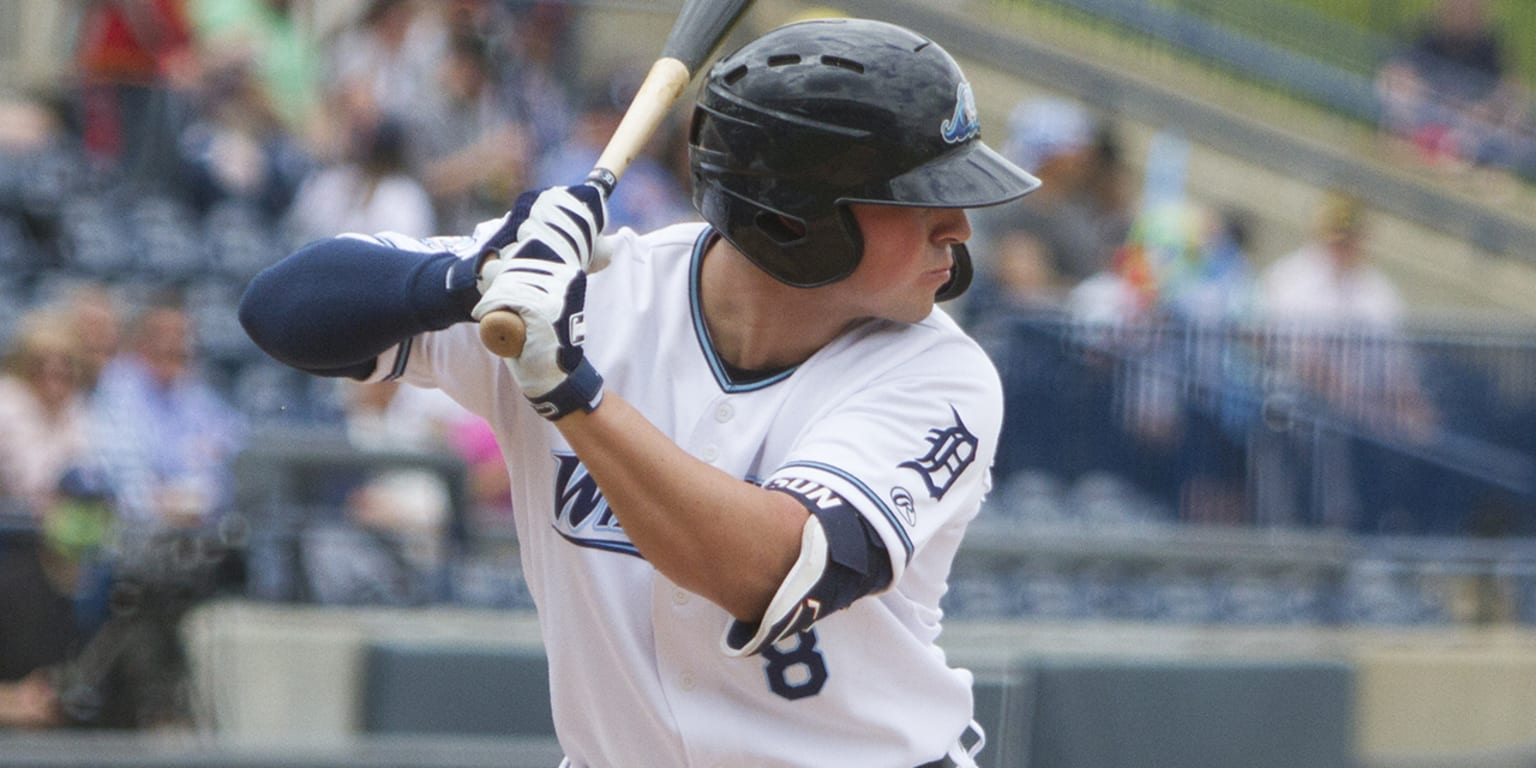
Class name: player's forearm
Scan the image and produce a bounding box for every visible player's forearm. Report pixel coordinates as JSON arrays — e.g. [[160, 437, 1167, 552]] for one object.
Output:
[[239, 237, 480, 377], [556, 394, 809, 621]]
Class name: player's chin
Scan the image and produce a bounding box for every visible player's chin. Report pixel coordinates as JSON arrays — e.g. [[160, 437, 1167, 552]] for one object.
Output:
[[891, 292, 939, 323], [904, 302, 938, 323]]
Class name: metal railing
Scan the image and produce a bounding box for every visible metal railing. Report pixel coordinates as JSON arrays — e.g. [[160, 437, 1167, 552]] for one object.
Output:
[[976, 313, 1536, 533]]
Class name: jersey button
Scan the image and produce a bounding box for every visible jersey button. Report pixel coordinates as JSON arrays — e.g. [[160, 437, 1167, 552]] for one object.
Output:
[[714, 403, 734, 423], [700, 444, 720, 463], [672, 589, 690, 606], [680, 672, 696, 691]]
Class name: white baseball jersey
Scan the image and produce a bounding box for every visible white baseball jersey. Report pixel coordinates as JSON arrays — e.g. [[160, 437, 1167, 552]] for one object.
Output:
[[367, 222, 1003, 767]]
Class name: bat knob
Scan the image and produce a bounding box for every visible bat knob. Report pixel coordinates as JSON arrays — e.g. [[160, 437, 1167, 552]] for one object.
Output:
[[585, 168, 618, 197], [479, 309, 528, 358]]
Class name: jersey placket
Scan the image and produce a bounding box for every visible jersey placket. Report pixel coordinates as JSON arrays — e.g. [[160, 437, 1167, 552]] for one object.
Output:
[[652, 388, 770, 767], [682, 395, 739, 468]]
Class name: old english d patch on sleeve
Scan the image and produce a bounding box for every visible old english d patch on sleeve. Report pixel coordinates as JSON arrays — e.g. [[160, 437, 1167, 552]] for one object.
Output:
[[899, 406, 978, 501]]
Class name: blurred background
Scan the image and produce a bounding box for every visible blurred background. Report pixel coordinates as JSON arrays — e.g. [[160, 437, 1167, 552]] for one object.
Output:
[[3, 0, 1536, 766]]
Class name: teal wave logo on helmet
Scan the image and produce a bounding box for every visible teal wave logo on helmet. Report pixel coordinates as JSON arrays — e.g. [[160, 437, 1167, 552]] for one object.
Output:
[[940, 82, 981, 144]]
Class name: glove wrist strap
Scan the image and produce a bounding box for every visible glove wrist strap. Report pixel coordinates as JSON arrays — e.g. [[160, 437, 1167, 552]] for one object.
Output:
[[528, 360, 605, 420]]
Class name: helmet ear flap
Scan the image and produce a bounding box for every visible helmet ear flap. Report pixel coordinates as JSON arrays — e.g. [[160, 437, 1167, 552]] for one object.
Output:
[[755, 212, 808, 245]]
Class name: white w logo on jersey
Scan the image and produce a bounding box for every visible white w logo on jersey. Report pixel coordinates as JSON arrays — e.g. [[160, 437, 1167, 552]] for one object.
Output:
[[552, 452, 639, 557]]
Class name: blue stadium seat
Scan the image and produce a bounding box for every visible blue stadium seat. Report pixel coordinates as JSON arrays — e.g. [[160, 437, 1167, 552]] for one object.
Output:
[[205, 200, 287, 282], [59, 194, 136, 276], [131, 195, 208, 281], [186, 277, 260, 363]]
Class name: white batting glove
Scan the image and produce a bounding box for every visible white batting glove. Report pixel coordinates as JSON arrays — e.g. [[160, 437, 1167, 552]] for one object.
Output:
[[475, 184, 609, 293], [471, 183, 608, 420], [472, 260, 603, 419]]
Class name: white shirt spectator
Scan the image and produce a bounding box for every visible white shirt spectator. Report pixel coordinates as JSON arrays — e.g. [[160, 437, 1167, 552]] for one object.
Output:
[[1258, 242, 1405, 328]]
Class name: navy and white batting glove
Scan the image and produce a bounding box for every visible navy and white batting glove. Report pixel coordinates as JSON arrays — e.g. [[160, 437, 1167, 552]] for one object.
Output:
[[472, 258, 603, 420], [475, 184, 609, 293]]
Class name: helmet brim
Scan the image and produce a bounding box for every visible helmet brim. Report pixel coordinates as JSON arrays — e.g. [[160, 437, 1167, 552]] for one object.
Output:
[[873, 141, 1043, 209]]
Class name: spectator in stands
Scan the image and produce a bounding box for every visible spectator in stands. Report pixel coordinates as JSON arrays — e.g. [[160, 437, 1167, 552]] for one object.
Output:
[[73, 0, 204, 185], [1254, 191, 1438, 530], [57, 284, 124, 394], [0, 311, 93, 518], [0, 467, 227, 730], [967, 225, 1070, 321], [285, 116, 436, 243], [0, 469, 128, 729], [1084, 121, 1136, 258], [449, 415, 514, 523], [971, 98, 1121, 294], [1258, 191, 1403, 329], [184, 0, 325, 142], [1064, 200, 1253, 325], [338, 379, 461, 538], [324, 0, 443, 133], [340, 377, 513, 526], [0, 470, 114, 729], [496, 1, 579, 162], [409, 32, 531, 234], [431, 0, 520, 44], [534, 70, 694, 233], [1374, 0, 1536, 179], [175, 55, 313, 219], [1119, 202, 1257, 324], [89, 293, 246, 530], [1067, 201, 1261, 523], [294, 378, 473, 606]]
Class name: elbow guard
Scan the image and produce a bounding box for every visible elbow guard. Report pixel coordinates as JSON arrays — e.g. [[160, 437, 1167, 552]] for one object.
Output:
[[722, 482, 893, 657]]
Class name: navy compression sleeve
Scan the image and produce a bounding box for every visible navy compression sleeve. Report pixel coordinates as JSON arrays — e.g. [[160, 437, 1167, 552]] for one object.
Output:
[[239, 237, 481, 378]]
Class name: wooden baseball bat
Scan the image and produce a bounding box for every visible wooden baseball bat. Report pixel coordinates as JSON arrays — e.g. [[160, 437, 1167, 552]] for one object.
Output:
[[478, 0, 755, 359]]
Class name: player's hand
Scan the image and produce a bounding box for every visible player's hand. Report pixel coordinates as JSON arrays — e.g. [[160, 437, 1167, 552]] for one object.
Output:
[[475, 183, 609, 293], [473, 260, 603, 419]]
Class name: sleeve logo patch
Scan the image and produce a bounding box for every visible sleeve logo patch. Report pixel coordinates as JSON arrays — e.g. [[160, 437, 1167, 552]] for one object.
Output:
[[899, 407, 978, 501], [889, 487, 916, 527]]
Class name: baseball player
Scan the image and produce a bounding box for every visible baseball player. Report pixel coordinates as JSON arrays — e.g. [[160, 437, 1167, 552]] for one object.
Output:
[[241, 18, 1039, 768]]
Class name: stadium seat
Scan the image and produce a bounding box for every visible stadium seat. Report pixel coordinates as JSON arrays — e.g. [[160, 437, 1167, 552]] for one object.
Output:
[[205, 200, 287, 282], [131, 195, 208, 281]]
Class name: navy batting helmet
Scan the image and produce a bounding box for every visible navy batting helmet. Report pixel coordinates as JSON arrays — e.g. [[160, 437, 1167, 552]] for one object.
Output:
[[689, 18, 1041, 299]]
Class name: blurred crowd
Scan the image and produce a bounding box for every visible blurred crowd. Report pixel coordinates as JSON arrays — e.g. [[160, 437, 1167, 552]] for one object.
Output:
[[0, 0, 705, 525], [960, 92, 1525, 537], [1373, 0, 1536, 186]]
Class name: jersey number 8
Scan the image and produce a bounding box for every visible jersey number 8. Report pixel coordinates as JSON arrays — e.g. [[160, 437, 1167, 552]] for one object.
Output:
[[762, 629, 828, 700]]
